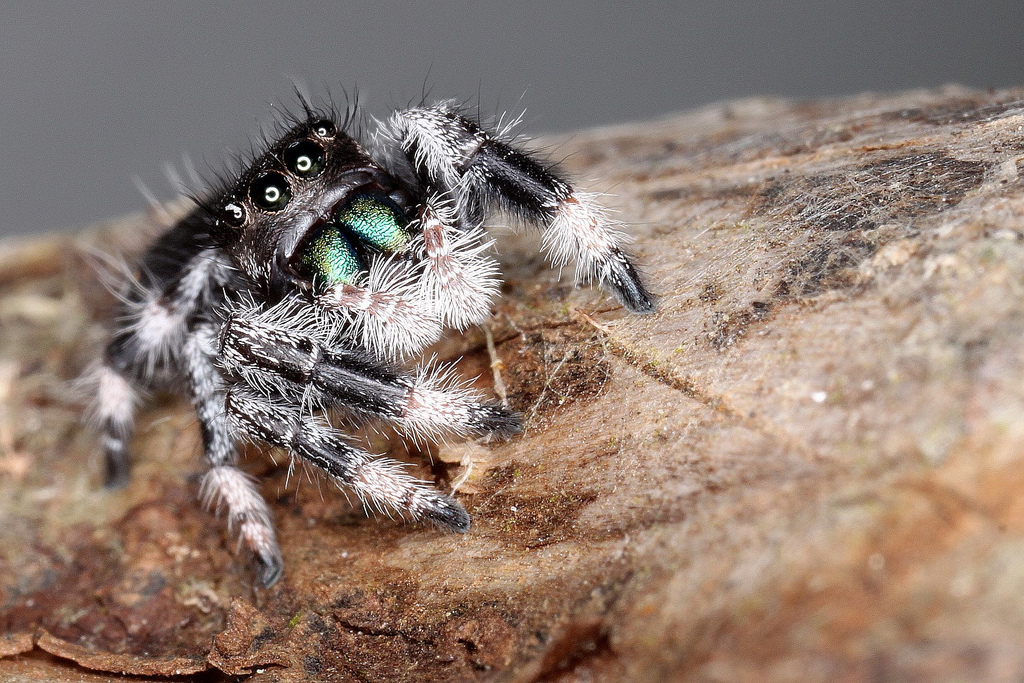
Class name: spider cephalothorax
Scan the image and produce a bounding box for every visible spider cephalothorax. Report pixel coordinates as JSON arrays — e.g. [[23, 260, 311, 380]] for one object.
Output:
[[89, 99, 654, 586]]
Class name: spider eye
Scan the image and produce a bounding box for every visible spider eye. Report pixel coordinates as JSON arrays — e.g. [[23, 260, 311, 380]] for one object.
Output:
[[311, 119, 336, 139], [283, 139, 326, 178], [294, 223, 364, 288], [249, 171, 292, 212], [218, 200, 246, 228], [335, 192, 409, 252]]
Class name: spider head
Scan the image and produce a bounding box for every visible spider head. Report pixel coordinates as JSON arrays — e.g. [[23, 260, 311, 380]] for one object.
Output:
[[207, 116, 413, 301]]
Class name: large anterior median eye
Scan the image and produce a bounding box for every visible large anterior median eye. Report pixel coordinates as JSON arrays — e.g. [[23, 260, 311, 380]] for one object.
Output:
[[335, 192, 409, 252], [249, 171, 291, 212], [294, 223, 364, 288]]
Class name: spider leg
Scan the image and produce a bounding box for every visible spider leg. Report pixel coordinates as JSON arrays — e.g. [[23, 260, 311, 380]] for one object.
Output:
[[220, 300, 521, 441], [94, 247, 235, 486], [185, 324, 282, 586], [93, 243, 282, 584], [86, 362, 139, 488], [225, 386, 471, 533], [380, 103, 655, 314], [315, 256, 442, 360], [413, 195, 500, 330]]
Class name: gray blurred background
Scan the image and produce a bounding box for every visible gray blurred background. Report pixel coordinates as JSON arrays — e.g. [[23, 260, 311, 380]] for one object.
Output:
[[2, 0, 1023, 238]]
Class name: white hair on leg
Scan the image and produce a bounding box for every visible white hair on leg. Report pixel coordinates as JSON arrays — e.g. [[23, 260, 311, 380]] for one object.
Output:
[[414, 196, 500, 330], [378, 102, 486, 188], [200, 465, 282, 584], [543, 191, 630, 284], [81, 361, 140, 487], [394, 360, 519, 443], [317, 256, 441, 360]]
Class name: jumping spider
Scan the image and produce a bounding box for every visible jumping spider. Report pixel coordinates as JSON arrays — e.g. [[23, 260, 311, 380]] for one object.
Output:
[[89, 99, 654, 586]]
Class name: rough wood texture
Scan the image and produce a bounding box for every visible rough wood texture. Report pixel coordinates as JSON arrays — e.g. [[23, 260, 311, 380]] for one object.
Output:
[[3, 85, 1024, 681]]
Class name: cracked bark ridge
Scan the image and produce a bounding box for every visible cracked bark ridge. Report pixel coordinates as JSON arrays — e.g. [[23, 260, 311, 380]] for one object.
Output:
[[3, 85, 1024, 681]]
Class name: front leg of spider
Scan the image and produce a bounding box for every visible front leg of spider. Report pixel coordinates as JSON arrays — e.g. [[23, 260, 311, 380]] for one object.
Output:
[[190, 292, 518, 588], [380, 103, 656, 315]]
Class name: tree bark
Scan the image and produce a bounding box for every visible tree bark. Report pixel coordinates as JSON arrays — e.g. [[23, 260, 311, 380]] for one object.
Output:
[[3, 85, 1024, 681]]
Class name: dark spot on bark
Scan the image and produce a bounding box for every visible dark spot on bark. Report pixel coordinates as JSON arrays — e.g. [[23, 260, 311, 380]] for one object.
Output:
[[471, 462, 600, 548], [534, 618, 613, 682], [704, 300, 776, 350], [754, 153, 987, 234], [885, 97, 1024, 126], [691, 152, 990, 351], [782, 237, 877, 298], [699, 281, 722, 304], [498, 320, 611, 418], [750, 152, 987, 303], [252, 625, 278, 648], [303, 654, 324, 676]]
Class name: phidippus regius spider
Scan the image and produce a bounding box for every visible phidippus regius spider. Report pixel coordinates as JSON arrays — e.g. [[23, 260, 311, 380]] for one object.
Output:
[[88, 98, 654, 586]]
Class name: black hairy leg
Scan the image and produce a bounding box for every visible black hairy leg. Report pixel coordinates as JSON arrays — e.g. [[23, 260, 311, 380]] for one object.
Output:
[[185, 324, 283, 583], [379, 103, 656, 314], [87, 362, 138, 488], [218, 297, 521, 443], [92, 237, 234, 486], [226, 387, 472, 532]]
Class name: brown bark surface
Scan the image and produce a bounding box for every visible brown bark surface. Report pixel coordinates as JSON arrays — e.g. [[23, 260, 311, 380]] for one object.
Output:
[[3, 85, 1024, 681]]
